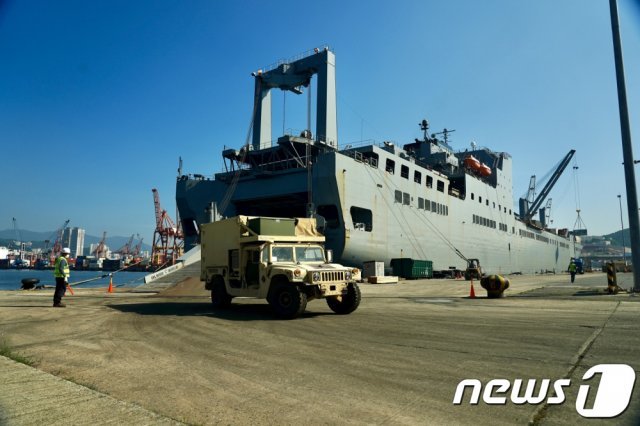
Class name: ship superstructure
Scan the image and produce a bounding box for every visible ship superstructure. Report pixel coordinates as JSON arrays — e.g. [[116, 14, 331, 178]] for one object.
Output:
[[176, 47, 581, 274]]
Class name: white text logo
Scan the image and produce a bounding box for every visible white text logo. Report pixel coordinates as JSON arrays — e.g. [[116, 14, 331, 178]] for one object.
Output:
[[453, 364, 636, 418]]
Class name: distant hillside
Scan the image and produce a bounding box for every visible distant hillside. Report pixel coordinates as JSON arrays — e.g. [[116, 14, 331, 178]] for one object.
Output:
[[603, 228, 631, 247], [0, 229, 151, 253]]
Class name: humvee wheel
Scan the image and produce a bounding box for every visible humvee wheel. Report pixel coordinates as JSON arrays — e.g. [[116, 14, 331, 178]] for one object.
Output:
[[211, 277, 232, 308], [326, 283, 361, 315], [268, 282, 307, 319]]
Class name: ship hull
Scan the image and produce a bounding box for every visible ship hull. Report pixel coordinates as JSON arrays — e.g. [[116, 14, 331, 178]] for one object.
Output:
[[177, 148, 580, 274]]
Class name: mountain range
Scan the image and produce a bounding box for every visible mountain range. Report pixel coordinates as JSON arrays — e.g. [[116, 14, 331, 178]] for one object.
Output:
[[0, 229, 151, 253]]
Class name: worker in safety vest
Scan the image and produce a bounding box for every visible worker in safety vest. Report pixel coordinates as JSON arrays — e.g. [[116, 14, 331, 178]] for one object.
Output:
[[53, 248, 71, 307], [568, 260, 577, 283]]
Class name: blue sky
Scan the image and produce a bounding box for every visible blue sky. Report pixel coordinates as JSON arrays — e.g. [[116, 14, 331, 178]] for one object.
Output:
[[1, 0, 639, 242]]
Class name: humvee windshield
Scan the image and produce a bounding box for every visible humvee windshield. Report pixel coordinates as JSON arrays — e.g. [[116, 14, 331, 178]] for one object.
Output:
[[271, 245, 324, 263]]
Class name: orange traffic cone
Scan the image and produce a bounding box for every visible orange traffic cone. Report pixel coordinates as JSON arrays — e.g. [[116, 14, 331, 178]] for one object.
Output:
[[66, 284, 74, 296], [107, 277, 114, 294], [469, 279, 476, 298]]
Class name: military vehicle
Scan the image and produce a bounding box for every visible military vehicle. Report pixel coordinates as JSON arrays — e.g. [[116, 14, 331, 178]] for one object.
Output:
[[200, 216, 361, 319]]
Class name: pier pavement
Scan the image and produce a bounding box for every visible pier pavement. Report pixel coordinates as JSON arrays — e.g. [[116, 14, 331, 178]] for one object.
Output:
[[0, 272, 638, 425]]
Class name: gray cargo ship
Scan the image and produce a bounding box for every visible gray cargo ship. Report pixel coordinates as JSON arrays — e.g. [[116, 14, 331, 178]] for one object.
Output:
[[176, 47, 581, 274]]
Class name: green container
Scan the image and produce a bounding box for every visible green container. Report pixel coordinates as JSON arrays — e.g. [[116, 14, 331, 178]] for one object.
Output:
[[390, 258, 433, 279], [247, 217, 296, 236]]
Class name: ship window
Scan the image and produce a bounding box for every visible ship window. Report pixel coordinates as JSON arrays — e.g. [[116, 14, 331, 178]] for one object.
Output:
[[445, 205, 448, 216], [437, 180, 445, 192], [426, 176, 433, 188], [394, 190, 402, 203], [350, 206, 372, 232], [317, 204, 340, 229], [471, 193, 474, 200], [486, 200, 489, 206], [401, 165, 409, 179], [512, 226, 515, 233], [504, 207, 507, 213], [403, 192, 410, 205], [364, 152, 379, 168], [479, 196, 482, 203], [425, 199, 430, 211], [431, 201, 437, 212], [509, 209, 512, 215], [493, 202, 496, 208], [418, 197, 424, 209], [414, 171, 422, 184], [386, 159, 395, 174]]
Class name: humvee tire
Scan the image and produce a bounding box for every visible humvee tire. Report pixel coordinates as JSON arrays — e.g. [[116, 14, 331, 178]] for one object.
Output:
[[326, 283, 361, 314], [268, 281, 307, 319], [210, 276, 232, 308]]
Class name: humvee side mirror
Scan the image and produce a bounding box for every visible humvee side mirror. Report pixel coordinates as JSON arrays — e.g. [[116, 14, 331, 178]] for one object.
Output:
[[326, 250, 333, 263]]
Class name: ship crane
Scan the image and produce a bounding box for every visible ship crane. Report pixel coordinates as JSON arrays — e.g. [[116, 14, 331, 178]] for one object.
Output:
[[519, 150, 575, 224], [151, 188, 184, 268], [93, 231, 108, 259]]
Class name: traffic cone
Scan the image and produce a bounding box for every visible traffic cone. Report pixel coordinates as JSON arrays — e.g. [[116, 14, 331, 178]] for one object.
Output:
[[66, 284, 74, 296], [107, 277, 114, 294], [469, 279, 476, 298]]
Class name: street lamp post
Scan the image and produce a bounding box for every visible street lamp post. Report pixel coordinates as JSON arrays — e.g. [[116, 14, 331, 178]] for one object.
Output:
[[618, 194, 626, 262]]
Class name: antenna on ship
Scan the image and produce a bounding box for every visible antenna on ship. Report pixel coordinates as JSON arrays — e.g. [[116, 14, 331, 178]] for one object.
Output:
[[433, 128, 456, 145], [419, 119, 430, 142]]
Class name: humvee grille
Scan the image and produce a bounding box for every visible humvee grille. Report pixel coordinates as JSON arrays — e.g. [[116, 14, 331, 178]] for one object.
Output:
[[321, 271, 344, 282]]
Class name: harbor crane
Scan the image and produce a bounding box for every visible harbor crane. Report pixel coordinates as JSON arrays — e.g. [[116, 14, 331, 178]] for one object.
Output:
[[47, 219, 70, 262], [151, 188, 184, 268], [131, 234, 144, 257], [115, 234, 135, 256], [92, 231, 108, 259]]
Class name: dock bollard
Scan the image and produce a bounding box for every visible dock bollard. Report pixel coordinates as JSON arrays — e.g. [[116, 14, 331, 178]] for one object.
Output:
[[606, 262, 618, 294], [480, 275, 510, 298]]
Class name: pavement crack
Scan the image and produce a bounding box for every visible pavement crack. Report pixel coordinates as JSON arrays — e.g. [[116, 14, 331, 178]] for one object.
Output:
[[528, 301, 621, 425]]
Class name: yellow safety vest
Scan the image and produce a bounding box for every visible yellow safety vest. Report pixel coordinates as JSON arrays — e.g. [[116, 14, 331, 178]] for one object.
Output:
[[54, 256, 70, 278]]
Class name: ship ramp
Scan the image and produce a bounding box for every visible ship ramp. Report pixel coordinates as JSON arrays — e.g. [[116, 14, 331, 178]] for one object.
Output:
[[134, 246, 201, 292]]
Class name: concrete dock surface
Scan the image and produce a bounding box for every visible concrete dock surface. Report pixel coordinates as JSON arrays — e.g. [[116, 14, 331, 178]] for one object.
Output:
[[0, 272, 638, 425]]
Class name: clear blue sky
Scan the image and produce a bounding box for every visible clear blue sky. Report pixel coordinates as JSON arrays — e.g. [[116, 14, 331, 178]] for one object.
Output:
[[1, 0, 639, 242]]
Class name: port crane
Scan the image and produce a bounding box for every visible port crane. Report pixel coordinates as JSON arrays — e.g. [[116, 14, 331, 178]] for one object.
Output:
[[115, 234, 135, 256], [46, 219, 70, 263], [151, 188, 183, 268], [92, 231, 108, 259], [131, 235, 144, 257]]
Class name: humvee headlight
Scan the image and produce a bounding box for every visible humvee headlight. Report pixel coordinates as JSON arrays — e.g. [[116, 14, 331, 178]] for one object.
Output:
[[294, 269, 302, 277], [345, 270, 352, 280], [312, 272, 321, 282]]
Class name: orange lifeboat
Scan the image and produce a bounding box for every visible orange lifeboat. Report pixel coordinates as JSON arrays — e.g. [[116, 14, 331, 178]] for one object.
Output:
[[479, 164, 492, 177], [463, 155, 481, 170]]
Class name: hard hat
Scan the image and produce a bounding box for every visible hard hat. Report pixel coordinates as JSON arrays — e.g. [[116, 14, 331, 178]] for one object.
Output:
[[62, 248, 71, 254]]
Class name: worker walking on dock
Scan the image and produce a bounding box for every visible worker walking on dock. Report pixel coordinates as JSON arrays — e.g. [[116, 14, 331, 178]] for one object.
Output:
[[53, 248, 71, 307], [568, 259, 577, 283]]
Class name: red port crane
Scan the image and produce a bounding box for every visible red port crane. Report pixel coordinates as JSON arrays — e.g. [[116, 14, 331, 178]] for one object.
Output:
[[49, 219, 70, 263], [151, 188, 184, 268], [115, 234, 135, 256], [131, 234, 144, 257], [92, 231, 107, 259]]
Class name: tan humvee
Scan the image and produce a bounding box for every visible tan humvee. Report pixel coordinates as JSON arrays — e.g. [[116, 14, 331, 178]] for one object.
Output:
[[200, 216, 361, 319]]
